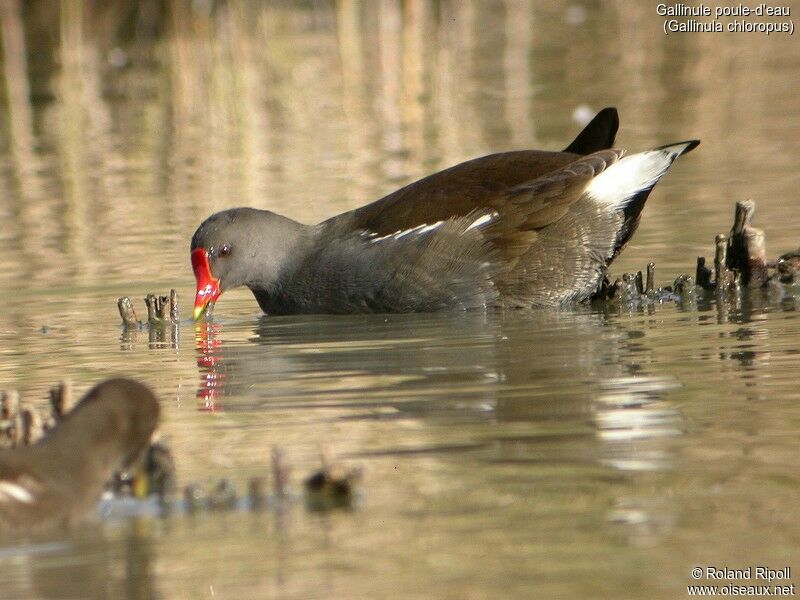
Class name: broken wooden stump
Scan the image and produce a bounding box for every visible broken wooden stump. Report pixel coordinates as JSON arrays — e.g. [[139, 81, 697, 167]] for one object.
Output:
[[598, 199, 797, 307], [645, 263, 655, 295], [118, 289, 180, 327], [634, 271, 644, 295], [156, 295, 171, 322], [0, 390, 22, 447], [10, 411, 23, 447], [49, 381, 73, 420], [20, 408, 42, 446], [117, 297, 138, 327], [727, 200, 769, 288], [144, 294, 157, 324], [714, 234, 735, 292], [0, 389, 19, 422], [144, 294, 168, 325], [1, 391, 46, 448]]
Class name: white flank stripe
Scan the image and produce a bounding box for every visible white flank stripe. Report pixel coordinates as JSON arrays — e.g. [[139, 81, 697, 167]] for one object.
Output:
[[586, 144, 688, 208], [415, 221, 444, 235], [0, 481, 35, 504], [369, 221, 444, 244], [466, 212, 496, 231]]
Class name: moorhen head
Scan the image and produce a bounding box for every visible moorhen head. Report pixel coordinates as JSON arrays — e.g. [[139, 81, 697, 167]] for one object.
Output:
[[0, 378, 160, 530], [191, 108, 699, 318]]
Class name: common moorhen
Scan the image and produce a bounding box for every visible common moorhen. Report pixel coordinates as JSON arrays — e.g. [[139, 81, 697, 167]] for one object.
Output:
[[0, 379, 159, 529], [191, 108, 699, 318]]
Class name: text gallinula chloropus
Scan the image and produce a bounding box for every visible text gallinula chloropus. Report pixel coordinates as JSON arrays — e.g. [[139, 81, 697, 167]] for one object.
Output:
[[0, 379, 159, 529], [191, 108, 699, 318]]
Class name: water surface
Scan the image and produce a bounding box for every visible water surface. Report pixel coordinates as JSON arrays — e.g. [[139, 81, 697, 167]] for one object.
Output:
[[1, 1, 799, 598]]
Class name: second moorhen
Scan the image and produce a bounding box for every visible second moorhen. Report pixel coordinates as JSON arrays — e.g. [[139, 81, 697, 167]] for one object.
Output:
[[191, 108, 699, 318], [0, 379, 160, 530]]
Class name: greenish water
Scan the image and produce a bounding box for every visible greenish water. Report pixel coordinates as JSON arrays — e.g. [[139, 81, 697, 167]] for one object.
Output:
[[1, 1, 799, 598]]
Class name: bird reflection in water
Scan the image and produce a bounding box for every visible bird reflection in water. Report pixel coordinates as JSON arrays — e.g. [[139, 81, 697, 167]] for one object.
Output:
[[195, 321, 224, 412]]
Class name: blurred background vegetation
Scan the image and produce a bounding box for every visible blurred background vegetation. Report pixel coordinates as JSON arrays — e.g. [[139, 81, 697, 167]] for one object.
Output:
[[1, 0, 798, 293]]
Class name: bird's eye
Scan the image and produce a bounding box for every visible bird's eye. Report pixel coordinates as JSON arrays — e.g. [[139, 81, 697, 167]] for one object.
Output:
[[219, 244, 232, 258]]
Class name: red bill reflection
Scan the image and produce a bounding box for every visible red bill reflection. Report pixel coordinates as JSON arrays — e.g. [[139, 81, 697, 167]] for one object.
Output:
[[195, 321, 225, 412]]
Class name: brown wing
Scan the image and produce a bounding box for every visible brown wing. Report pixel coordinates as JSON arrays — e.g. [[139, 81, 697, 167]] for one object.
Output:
[[325, 150, 584, 235], [489, 149, 623, 232], [324, 107, 620, 235]]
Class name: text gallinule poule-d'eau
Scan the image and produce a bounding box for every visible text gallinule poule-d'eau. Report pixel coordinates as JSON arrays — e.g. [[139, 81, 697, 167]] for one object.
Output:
[[0, 379, 159, 530], [191, 108, 699, 318]]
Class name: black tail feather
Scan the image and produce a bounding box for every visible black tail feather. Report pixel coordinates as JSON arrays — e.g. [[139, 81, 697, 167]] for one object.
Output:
[[609, 185, 656, 262], [563, 107, 619, 155], [656, 139, 701, 155]]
